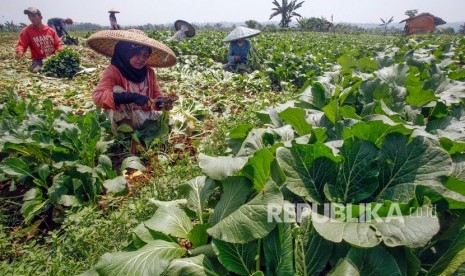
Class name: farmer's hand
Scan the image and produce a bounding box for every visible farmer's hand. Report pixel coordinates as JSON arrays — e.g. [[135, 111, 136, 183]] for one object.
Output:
[[147, 98, 159, 110], [234, 56, 241, 62], [162, 98, 175, 111]]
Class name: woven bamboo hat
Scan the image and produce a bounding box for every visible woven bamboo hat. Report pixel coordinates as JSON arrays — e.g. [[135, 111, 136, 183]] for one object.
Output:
[[87, 29, 177, 68], [174, 20, 195, 37], [223, 26, 261, 42], [108, 8, 120, 13]]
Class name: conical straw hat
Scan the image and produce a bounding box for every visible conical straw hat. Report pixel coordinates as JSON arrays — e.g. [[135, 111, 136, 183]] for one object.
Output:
[[108, 8, 120, 13], [87, 30, 177, 68], [223, 26, 261, 42], [174, 20, 195, 37]]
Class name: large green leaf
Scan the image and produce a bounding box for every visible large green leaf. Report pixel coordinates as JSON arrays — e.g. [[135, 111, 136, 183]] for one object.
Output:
[[97, 154, 115, 178], [342, 119, 412, 148], [163, 255, 220, 276], [144, 203, 193, 239], [278, 107, 312, 136], [264, 223, 294, 276], [338, 55, 357, 71], [89, 240, 186, 276], [256, 102, 296, 125], [386, 247, 421, 276], [241, 148, 275, 191], [435, 79, 465, 106], [198, 153, 247, 180], [329, 246, 402, 276], [294, 216, 333, 276], [227, 124, 254, 155], [375, 63, 409, 88], [120, 156, 146, 172], [427, 224, 465, 276], [277, 142, 340, 203], [312, 205, 440, 248], [187, 224, 209, 248], [212, 239, 257, 276], [376, 134, 452, 202], [325, 138, 379, 203], [103, 176, 127, 194], [417, 178, 465, 209], [406, 86, 437, 107], [179, 176, 215, 222], [452, 154, 465, 181], [298, 82, 326, 109], [21, 188, 50, 225], [0, 157, 34, 178], [322, 99, 339, 124], [209, 176, 251, 226], [236, 129, 268, 157], [208, 180, 283, 243], [48, 172, 71, 205]]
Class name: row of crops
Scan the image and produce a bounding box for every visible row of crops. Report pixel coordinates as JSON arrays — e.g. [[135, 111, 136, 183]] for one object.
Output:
[[1, 31, 465, 275]]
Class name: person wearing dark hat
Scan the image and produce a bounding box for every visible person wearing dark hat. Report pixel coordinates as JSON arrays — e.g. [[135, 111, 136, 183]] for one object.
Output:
[[168, 20, 195, 42], [168, 24, 189, 41], [87, 30, 178, 153], [47, 17, 73, 38], [16, 7, 62, 73], [108, 9, 120, 30]]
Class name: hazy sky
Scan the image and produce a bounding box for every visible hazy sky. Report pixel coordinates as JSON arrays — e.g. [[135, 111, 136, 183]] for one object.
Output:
[[2, 0, 464, 26]]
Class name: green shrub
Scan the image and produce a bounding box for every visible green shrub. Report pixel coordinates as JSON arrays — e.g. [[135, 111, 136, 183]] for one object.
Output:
[[41, 48, 80, 79]]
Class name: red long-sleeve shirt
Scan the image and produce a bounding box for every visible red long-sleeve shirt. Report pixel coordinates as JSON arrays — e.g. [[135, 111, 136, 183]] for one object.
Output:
[[93, 65, 162, 111], [16, 24, 62, 60]]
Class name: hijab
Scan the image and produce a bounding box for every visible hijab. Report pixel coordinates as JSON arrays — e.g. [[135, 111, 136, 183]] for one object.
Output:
[[111, 41, 152, 83]]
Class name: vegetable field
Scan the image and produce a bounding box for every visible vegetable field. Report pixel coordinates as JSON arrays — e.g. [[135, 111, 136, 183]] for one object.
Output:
[[1, 30, 465, 275]]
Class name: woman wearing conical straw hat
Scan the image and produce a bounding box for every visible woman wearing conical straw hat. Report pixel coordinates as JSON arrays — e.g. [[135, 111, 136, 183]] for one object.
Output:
[[87, 29, 178, 153], [108, 8, 120, 30], [223, 26, 260, 72]]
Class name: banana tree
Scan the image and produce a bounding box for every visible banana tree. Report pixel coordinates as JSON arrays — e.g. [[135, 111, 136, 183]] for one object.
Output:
[[379, 16, 394, 35], [269, 0, 305, 28]]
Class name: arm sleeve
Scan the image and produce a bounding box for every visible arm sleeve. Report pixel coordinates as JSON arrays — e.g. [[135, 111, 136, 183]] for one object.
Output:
[[52, 31, 62, 51], [227, 43, 235, 63], [242, 41, 251, 62], [153, 76, 162, 98], [61, 21, 69, 35], [93, 66, 119, 110], [16, 29, 29, 55], [113, 92, 149, 106]]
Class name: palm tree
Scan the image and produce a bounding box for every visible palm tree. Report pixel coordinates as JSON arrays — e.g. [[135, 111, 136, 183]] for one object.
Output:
[[404, 9, 418, 18], [269, 0, 305, 28], [379, 16, 394, 35]]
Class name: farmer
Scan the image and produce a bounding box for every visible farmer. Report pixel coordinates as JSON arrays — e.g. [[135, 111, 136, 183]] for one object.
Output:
[[223, 26, 260, 72], [87, 29, 178, 153], [168, 20, 195, 41], [108, 8, 120, 30], [16, 7, 62, 73], [47, 17, 73, 38]]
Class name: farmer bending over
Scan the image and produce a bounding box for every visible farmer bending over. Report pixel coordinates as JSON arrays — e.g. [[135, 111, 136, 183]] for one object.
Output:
[[47, 17, 73, 38]]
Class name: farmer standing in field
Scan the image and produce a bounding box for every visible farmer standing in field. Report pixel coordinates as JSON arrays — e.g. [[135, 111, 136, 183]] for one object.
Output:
[[108, 8, 120, 30], [15, 7, 62, 73], [47, 17, 73, 38], [87, 29, 178, 153], [167, 20, 196, 41], [223, 26, 261, 73]]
